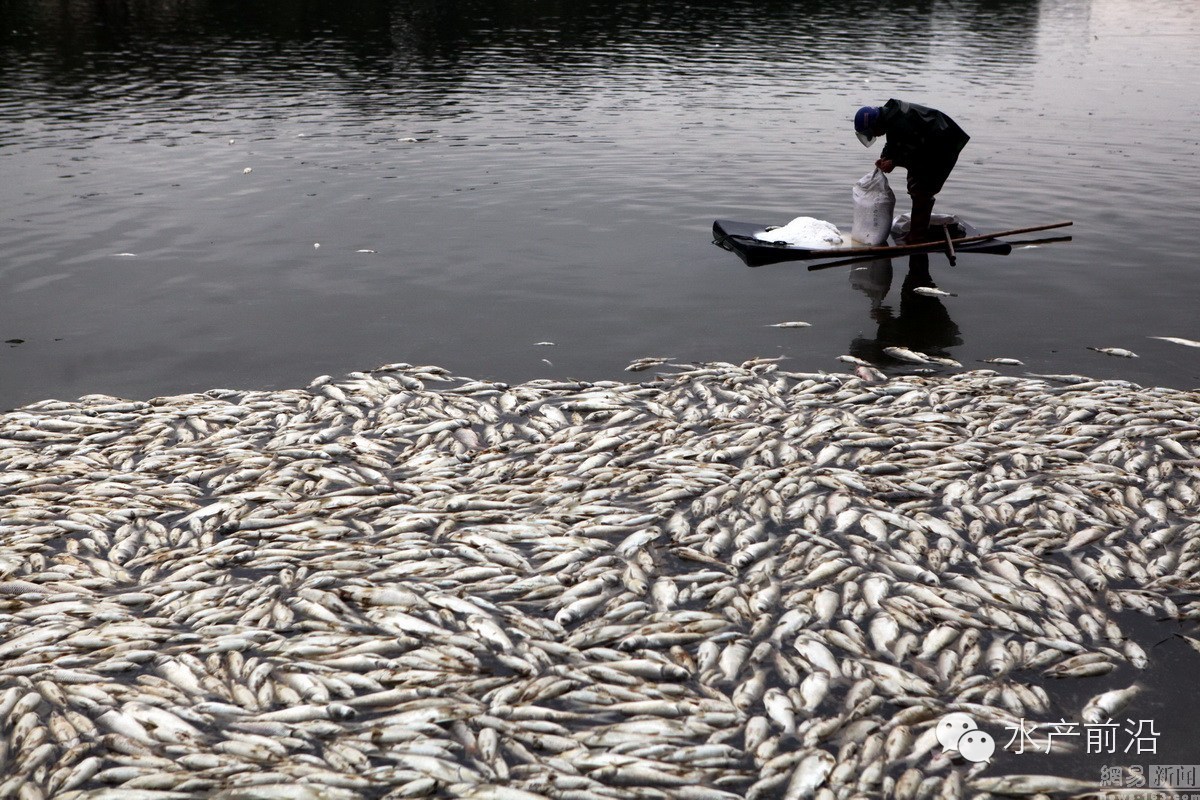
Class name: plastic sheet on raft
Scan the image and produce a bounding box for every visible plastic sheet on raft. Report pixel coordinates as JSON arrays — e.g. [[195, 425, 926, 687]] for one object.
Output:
[[752, 216, 844, 248], [851, 168, 896, 245], [891, 212, 963, 238]]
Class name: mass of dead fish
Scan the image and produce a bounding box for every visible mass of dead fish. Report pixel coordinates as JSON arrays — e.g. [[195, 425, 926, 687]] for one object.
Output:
[[0, 360, 1198, 799]]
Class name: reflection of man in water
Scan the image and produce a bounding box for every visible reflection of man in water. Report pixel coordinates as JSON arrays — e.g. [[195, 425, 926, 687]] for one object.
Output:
[[849, 253, 962, 363]]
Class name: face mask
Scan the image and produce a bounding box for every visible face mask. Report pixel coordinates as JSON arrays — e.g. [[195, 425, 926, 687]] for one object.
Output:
[[856, 131, 876, 147]]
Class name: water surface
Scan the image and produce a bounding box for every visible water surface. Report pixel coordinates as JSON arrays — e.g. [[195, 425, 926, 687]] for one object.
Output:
[[1, 0, 1198, 409]]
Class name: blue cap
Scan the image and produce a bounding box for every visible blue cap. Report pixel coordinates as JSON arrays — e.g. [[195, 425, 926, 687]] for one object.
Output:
[[854, 106, 880, 133], [854, 106, 881, 146]]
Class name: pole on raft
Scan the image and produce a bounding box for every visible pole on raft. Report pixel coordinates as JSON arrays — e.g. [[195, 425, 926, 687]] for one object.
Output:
[[806, 221, 1073, 270]]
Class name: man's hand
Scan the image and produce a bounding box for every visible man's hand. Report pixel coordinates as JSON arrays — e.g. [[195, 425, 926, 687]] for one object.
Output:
[[875, 158, 895, 173]]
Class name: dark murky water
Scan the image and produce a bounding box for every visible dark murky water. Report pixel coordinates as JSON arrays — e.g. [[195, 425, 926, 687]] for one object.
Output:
[[3, 0, 1200, 410]]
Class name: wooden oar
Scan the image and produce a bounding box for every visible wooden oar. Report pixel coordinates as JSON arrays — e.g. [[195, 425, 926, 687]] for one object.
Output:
[[1000, 234, 1074, 248], [805, 234, 1072, 273], [804, 221, 1073, 267], [942, 225, 957, 266], [804, 242, 1011, 272]]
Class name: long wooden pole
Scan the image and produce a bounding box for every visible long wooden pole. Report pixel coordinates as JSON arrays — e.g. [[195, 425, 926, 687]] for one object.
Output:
[[1000, 235, 1074, 248], [804, 233, 1072, 273], [799, 220, 1073, 260]]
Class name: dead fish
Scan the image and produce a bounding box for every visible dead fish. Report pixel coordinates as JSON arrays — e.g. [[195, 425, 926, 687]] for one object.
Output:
[[1150, 336, 1200, 348], [1088, 347, 1138, 358], [882, 346, 930, 364], [1, 354, 1197, 800], [626, 357, 673, 372], [912, 287, 956, 298], [1082, 684, 1141, 724], [972, 775, 1101, 796], [767, 322, 812, 328]]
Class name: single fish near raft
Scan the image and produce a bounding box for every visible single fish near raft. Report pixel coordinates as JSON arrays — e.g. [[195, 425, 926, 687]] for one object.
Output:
[[882, 346, 930, 364], [981, 357, 1024, 366], [767, 322, 811, 328], [533, 342, 555, 347], [1088, 347, 1138, 358], [912, 287, 956, 298], [1151, 336, 1200, 348]]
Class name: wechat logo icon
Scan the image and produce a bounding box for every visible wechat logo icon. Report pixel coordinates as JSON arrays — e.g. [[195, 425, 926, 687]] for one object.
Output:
[[937, 712, 996, 763]]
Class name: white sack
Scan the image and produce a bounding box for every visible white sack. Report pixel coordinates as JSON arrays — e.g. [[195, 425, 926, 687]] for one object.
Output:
[[851, 168, 896, 245]]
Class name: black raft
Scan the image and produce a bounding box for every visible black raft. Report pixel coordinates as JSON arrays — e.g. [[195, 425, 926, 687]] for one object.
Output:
[[711, 217, 1014, 268]]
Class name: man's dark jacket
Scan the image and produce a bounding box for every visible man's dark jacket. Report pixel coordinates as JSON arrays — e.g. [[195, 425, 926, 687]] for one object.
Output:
[[878, 99, 969, 194]]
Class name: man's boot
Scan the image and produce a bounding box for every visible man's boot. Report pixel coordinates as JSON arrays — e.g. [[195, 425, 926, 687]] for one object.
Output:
[[909, 194, 936, 242]]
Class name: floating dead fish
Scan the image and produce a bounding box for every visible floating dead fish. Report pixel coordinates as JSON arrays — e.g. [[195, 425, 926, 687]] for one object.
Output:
[[1081, 684, 1141, 724], [882, 346, 930, 363], [912, 286, 956, 298], [0, 359, 1192, 798], [1088, 346, 1138, 358], [767, 321, 811, 328], [626, 357, 673, 372], [1150, 336, 1200, 348]]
